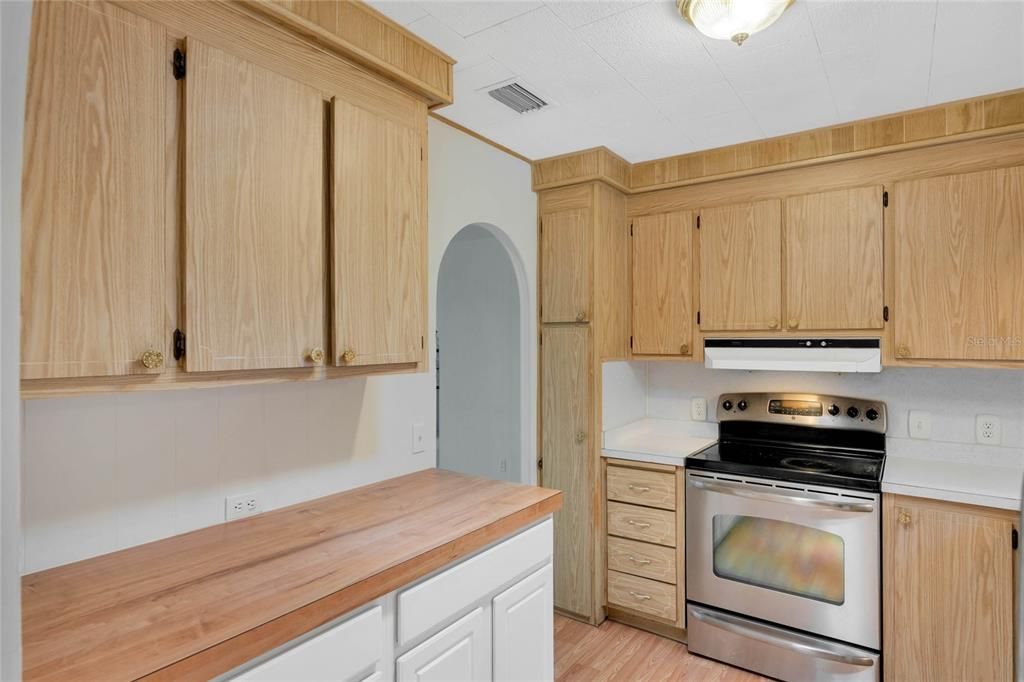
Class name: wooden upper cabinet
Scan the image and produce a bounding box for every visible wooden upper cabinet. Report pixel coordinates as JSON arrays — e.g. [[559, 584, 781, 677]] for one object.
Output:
[[332, 93, 426, 367], [894, 167, 1024, 361], [21, 2, 167, 380], [183, 39, 326, 372], [541, 208, 593, 324], [631, 211, 694, 355], [698, 200, 782, 331], [784, 186, 884, 331], [883, 494, 1015, 681]]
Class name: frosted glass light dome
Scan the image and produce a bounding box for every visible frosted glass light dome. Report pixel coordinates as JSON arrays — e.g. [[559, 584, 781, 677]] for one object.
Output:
[[677, 0, 795, 46]]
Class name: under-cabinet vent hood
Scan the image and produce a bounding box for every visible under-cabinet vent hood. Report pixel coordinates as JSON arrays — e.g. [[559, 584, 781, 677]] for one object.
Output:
[[704, 338, 882, 373]]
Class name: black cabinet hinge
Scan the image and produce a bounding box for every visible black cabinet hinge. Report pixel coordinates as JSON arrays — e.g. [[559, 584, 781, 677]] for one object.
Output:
[[539, 332, 543, 346], [539, 218, 543, 235], [697, 215, 701, 229], [421, 335, 425, 349], [629, 222, 633, 236], [883, 305, 889, 322], [172, 48, 186, 80], [697, 310, 701, 325], [173, 328, 186, 361], [629, 335, 633, 349], [537, 457, 543, 470], [1013, 528, 1019, 550], [882, 190, 889, 208]]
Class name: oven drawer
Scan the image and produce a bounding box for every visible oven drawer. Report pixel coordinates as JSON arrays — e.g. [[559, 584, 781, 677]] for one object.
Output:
[[607, 536, 676, 583], [607, 501, 675, 546], [608, 571, 676, 622], [607, 466, 675, 510]]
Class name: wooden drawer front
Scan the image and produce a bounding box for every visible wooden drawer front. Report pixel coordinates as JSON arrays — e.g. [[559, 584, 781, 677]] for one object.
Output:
[[608, 570, 677, 622], [607, 502, 675, 547], [607, 466, 675, 510], [607, 536, 676, 584]]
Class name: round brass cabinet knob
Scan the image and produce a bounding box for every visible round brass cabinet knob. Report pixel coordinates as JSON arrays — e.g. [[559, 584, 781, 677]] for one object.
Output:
[[768, 318, 779, 329], [341, 350, 356, 363], [308, 347, 325, 364], [140, 349, 164, 370], [898, 511, 912, 526], [575, 431, 586, 444], [576, 311, 587, 322], [680, 343, 690, 355], [788, 318, 799, 330], [896, 345, 911, 358]]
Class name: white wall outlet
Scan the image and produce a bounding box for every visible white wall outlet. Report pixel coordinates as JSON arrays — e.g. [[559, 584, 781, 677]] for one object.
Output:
[[976, 415, 1002, 445], [691, 397, 707, 421], [225, 492, 261, 522], [908, 411, 931, 439], [412, 421, 426, 454]]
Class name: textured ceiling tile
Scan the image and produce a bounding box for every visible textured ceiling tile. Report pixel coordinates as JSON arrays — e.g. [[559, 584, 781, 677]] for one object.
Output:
[[424, 1, 544, 37], [468, 6, 602, 75], [406, 14, 492, 71], [454, 58, 517, 92], [806, 0, 937, 56], [545, 0, 652, 29], [668, 108, 765, 150], [647, 80, 744, 121], [822, 45, 930, 120], [364, 0, 429, 26]]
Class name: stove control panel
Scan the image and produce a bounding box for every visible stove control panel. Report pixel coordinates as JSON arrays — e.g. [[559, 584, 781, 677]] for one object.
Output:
[[717, 392, 887, 433]]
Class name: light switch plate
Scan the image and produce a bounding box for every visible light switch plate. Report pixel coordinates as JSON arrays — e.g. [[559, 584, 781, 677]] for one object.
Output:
[[976, 415, 1002, 445], [412, 421, 425, 454], [691, 398, 707, 421], [908, 411, 931, 439]]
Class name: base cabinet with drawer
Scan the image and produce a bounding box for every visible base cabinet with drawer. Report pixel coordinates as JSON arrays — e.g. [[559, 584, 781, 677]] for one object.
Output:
[[603, 459, 686, 640], [224, 518, 554, 682]]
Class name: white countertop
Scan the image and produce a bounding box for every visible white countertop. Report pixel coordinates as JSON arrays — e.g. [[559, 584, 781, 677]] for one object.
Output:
[[602, 418, 716, 467]]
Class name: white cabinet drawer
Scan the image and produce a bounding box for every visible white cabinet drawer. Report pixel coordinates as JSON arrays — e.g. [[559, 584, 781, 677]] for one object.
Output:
[[231, 605, 383, 682], [397, 518, 552, 645], [396, 607, 490, 682]]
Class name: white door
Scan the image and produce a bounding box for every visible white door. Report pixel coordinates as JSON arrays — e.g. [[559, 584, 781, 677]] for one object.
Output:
[[492, 564, 554, 682], [396, 608, 491, 682]]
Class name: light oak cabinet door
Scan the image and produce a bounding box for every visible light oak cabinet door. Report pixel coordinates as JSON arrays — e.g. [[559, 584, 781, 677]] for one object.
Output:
[[333, 94, 425, 367], [894, 167, 1024, 361], [183, 39, 325, 372], [699, 200, 782, 331], [784, 187, 884, 331], [540, 325, 593, 618], [541, 209, 592, 324], [883, 494, 1015, 682], [631, 211, 694, 355], [21, 2, 167, 379]]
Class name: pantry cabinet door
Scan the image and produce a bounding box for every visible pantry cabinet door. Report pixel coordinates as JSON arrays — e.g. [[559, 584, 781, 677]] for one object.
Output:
[[631, 211, 694, 355], [698, 200, 782, 332], [21, 2, 167, 379], [541, 325, 593, 619], [883, 495, 1014, 681], [184, 39, 325, 372], [540, 208, 592, 324], [332, 94, 426, 367], [784, 186, 884, 331], [894, 167, 1024, 361]]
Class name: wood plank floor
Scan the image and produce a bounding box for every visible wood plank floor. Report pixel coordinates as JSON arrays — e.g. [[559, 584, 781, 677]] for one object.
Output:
[[555, 614, 768, 681]]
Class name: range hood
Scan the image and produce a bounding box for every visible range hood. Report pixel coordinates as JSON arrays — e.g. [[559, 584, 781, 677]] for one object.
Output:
[[704, 338, 882, 373]]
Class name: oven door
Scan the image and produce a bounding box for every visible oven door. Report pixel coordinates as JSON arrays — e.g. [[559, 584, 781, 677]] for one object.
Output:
[[686, 470, 880, 649]]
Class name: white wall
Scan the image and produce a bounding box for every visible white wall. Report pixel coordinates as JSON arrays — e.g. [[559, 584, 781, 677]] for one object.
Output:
[[1, 1, 30, 676], [437, 225, 521, 481]]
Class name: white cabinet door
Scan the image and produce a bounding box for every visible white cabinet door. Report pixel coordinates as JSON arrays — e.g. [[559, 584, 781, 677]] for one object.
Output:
[[396, 608, 491, 682], [492, 564, 554, 682]]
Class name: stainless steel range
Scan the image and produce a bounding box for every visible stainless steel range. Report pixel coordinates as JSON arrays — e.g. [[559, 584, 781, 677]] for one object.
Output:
[[686, 392, 887, 682]]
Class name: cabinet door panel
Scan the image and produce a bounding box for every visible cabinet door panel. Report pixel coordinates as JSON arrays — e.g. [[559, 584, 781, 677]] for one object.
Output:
[[632, 211, 694, 355], [396, 607, 489, 682], [541, 209, 592, 323], [540, 326, 593, 618], [184, 39, 325, 371], [22, 2, 166, 379], [894, 167, 1024, 361], [699, 200, 782, 331], [883, 495, 1014, 681], [492, 564, 554, 682], [333, 96, 425, 367], [785, 187, 884, 331]]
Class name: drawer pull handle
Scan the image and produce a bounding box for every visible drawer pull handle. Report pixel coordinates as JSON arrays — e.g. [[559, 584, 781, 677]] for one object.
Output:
[[627, 520, 651, 528], [628, 484, 651, 493], [629, 591, 652, 601], [627, 555, 652, 565]]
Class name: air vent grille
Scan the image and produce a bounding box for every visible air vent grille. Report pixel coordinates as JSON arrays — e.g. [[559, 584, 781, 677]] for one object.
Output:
[[488, 82, 547, 114]]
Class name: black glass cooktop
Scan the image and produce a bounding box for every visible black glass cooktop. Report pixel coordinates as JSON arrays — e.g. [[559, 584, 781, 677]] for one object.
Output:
[[687, 440, 885, 492]]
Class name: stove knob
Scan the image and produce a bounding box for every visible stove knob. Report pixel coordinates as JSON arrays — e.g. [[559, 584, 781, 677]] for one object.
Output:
[[827, 404, 841, 416], [847, 406, 860, 419], [737, 400, 748, 411], [722, 400, 733, 411], [866, 408, 880, 421]]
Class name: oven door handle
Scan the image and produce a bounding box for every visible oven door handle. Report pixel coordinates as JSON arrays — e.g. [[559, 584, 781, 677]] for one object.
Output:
[[689, 606, 876, 667], [689, 478, 875, 512]]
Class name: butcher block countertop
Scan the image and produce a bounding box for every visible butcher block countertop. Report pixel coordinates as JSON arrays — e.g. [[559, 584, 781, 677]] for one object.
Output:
[[22, 469, 562, 682]]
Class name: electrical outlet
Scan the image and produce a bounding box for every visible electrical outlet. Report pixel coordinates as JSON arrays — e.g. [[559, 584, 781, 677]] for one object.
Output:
[[412, 421, 425, 454], [908, 411, 931, 439], [976, 415, 1002, 445], [225, 492, 261, 522], [499, 459, 508, 473], [691, 398, 707, 421]]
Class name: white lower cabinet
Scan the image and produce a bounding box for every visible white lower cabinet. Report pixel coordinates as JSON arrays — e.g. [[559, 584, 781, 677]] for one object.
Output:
[[396, 607, 491, 681], [492, 564, 554, 682]]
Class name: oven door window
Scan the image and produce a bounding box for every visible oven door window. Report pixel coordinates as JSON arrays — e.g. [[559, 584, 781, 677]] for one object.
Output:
[[712, 515, 845, 605]]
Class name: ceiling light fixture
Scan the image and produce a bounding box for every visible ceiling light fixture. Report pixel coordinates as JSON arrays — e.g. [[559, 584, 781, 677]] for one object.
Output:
[[677, 0, 794, 46]]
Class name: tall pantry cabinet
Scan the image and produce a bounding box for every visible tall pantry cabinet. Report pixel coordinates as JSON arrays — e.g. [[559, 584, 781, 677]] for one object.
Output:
[[538, 180, 629, 623]]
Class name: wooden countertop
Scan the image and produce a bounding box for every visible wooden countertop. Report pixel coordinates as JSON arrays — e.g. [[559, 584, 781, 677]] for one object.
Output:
[[22, 469, 562, 681]]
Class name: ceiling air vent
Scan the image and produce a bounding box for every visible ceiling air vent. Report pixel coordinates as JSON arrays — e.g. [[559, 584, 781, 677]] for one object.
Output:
[[488, 82, 548, 114]]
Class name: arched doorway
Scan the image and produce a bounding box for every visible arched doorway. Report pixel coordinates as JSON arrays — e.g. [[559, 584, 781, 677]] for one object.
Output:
[[436, 224, 528, 483]]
